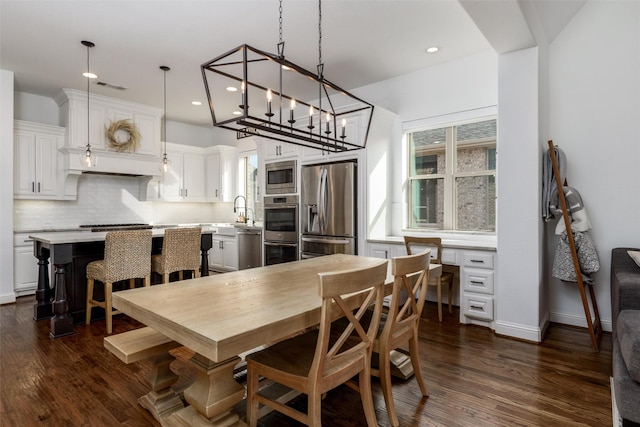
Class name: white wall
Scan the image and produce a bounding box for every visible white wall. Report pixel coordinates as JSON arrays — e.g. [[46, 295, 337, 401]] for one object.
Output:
[[546, 1, 640, 330], [1, 70, 16, 304], [495, 47, 544, 341], [14, 92, 60, 126], [354, 50, 499, 237]]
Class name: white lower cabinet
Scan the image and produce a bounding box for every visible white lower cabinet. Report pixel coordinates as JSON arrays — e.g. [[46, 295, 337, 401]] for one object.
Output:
[[13, 234, 38, 296], [209, 236, 239, 272], [461, 251, 496, 324]]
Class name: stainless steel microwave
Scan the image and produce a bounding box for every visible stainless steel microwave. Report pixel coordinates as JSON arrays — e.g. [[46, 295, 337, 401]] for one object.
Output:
[[265, 160, 296, 194]]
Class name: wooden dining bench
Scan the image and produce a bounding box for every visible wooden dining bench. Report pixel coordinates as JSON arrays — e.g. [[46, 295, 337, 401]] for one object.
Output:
[[104, 327, 184, 422]]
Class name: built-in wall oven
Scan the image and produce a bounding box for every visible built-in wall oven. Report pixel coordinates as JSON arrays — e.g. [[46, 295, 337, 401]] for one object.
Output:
[[265, 160, 296, 195], [263, 195, 299, 265]]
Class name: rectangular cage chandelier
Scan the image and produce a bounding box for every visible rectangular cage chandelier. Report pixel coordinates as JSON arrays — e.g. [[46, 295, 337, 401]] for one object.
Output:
[[201, 44, 374, 152]]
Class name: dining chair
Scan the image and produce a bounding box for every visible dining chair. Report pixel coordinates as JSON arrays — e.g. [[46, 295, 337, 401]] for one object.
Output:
[[151, 227, 201, 283], [85, 229, 152, 334], [245, 259, 389, 427], [375, 250, 431, 427], [404, 236, 454, 321]]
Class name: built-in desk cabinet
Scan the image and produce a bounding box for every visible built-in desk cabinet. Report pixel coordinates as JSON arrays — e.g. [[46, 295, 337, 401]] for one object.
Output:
[[13, 121, 65, 200], [367, 240, 496, 328]]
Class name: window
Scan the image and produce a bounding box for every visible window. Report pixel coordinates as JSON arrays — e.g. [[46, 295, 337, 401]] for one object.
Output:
[[238, 151, 260, 221], [407, 118, 496, 232]]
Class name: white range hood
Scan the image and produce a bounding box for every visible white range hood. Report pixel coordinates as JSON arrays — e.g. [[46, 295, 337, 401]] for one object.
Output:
[[55, 89, 163, 200]]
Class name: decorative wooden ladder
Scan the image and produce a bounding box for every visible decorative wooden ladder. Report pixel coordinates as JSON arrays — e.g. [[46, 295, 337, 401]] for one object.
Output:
[[548, 140, 602, 351]]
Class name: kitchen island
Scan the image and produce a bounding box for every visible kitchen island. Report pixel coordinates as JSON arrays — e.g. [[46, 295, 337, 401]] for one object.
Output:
[[29, 227, 213, 337]]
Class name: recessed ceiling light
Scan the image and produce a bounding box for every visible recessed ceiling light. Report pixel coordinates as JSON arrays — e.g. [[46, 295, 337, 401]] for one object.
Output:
[[192, 101, 202, 106], [232, 111, 242, 115], [282, 65, 291, 71], [82, 72, 98, 79], [426, 46, 439, 54], [226, 86, 238, 92]]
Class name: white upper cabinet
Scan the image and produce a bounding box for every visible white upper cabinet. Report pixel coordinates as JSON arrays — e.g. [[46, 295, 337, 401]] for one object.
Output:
[[262, 141, 299, 161], [206, 145, 238, 202], [13, 120, 65, 200], [160, 143, 206, 202]]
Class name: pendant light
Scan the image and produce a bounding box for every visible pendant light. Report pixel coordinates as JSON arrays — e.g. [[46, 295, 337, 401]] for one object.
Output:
[[201, 0, 373, 152], [81, 40, 96, 168], [160, 65, 170, 172]]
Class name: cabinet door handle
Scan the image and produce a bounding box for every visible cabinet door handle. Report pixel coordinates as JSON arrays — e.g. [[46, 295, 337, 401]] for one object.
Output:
[[470, 304, 484, 310], [216, 189, 219, 197], [257, 186, 260, 196], [470, 259, 485, 264], [32, 182, 35, 193], [185, 189, 188, 197], [38, 182, 41, 193], [470, 280, 485, 285]]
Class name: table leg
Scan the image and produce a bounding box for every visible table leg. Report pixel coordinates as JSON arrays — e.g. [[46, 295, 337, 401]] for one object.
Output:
[[33, 246, 53, 320], [165, 354, 246, 427], [200, 233, 212, 277], [50, 263, 74, 338], [138, 352, 184, 423]]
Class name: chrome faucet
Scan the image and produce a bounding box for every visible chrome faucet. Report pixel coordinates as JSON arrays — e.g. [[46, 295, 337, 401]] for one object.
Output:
[[233, 195, 246, 213]]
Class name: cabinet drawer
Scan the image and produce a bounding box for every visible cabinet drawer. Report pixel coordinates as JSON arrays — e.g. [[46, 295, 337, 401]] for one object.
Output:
[[462, 293, 493, 321], [441, 248, 457, 265], [462, 268, 494, 294], [462, 251, 494, 269]]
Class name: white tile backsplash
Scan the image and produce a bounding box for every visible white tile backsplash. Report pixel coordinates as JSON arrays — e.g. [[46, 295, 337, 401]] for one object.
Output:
[[13, 174, 236, 230]]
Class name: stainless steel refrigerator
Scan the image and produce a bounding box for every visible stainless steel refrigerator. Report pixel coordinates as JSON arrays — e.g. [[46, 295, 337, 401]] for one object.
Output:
[[300, 160, 356, 258]]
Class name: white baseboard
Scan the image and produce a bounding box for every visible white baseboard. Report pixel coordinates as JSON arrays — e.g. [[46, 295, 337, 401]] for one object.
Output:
[[550, 311, 612, 332], [0, 291, 16, 305], [494, 320, 543, 342]]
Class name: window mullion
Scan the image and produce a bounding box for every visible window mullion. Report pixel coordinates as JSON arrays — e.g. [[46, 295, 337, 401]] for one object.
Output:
[[443, 126, 455, 229]]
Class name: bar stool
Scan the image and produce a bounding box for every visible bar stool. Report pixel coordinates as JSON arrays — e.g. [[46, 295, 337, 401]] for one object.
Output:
[[151, 227, 201, 283], [85, 229, 152, 334]]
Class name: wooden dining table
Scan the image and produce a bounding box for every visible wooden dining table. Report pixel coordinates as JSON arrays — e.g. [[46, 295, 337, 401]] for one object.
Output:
[[112, 253, 442, 426]]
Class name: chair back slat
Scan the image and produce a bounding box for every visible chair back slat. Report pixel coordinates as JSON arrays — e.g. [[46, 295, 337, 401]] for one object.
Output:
[[104, 230, 152, 283], [404, 236, 442, 264], [161, 227, 201, 271], [310, 260, 388, 383], [382, 250, 430, 344]]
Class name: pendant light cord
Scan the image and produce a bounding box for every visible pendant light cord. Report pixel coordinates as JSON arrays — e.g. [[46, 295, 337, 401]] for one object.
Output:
[[318, 0, 322, 68], [86, 43, 90, 152], [160, 66, 170, 160]]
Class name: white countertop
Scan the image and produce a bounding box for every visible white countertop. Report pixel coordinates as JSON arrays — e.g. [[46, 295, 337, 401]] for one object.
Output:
[[368, 235, 497, 251]]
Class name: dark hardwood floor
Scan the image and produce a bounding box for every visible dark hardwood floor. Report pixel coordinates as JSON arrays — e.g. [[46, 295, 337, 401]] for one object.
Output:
[[1, 296, 613, 426]]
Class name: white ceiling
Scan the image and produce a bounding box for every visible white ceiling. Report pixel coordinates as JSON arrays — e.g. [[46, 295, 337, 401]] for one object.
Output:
[[0, 0, 584, 128]]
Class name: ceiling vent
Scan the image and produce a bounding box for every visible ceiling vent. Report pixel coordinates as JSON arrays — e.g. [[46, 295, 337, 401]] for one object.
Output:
[[95, 81, 127, 91]]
